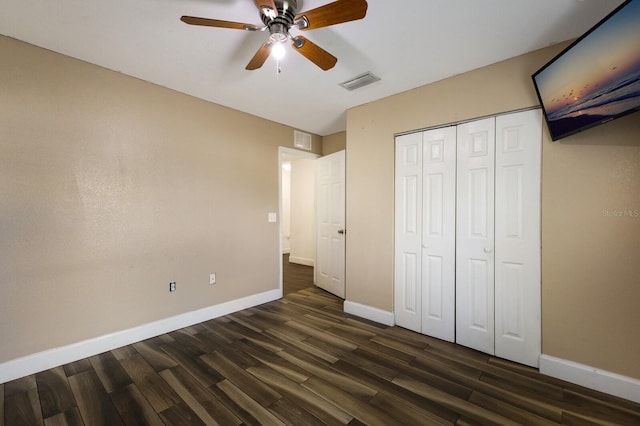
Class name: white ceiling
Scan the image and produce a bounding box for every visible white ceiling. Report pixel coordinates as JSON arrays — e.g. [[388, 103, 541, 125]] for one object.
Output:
[[0, 0, 625, 136]]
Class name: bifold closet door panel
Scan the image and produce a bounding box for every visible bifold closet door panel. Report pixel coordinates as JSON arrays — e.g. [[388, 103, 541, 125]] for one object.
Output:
[[394, 133, 423, 332], [456, 117, 496, 355], [421, 126, 457, 342], [494, 109, 542, 367]]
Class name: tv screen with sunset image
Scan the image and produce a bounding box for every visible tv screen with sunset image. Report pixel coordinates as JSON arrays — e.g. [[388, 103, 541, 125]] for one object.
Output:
[[532, 0, 640, 141]]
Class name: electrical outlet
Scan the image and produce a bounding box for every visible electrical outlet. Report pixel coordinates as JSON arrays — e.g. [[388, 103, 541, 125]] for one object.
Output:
[[169, 282, 176, 292], [209, 273, 216, 285]]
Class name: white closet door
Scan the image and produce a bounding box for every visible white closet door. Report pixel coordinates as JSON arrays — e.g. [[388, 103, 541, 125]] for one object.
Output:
[[456, 117, 496, 355], [421, 127, 457, 342], [494, 109, 542, 367], [394, 133, 423, 332]]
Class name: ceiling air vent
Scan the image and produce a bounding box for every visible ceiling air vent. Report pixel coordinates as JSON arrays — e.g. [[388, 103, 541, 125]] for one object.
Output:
[[294, 130, 312, 151], [339, 71, 380, 91]]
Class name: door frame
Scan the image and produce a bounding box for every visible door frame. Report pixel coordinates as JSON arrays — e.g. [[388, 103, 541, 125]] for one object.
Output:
[[278, 146, 320, 296]]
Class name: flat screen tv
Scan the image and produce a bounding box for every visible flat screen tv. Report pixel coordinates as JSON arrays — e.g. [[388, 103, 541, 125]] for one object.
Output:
[[532, 0, 640, 141]]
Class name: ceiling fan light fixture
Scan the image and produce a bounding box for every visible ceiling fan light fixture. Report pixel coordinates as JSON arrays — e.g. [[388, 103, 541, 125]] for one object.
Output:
[[268, 22, 289, 43], [269, 32, 288, 44], [271, 42, 286, 59]]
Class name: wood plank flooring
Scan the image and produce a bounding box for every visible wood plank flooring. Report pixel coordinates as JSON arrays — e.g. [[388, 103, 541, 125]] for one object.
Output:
[[3, 272, 640, 424], [283, 254, 314, 296]]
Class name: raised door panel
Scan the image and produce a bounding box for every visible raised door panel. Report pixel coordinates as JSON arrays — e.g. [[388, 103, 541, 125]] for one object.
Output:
[[456, 117, 495, 355], [421, 127, 456, 342], [495, 109, 542, 367], [394, 133, 423, 332]]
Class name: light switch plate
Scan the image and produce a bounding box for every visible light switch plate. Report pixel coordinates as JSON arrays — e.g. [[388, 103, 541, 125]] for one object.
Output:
[[268, 212, 277, 223]]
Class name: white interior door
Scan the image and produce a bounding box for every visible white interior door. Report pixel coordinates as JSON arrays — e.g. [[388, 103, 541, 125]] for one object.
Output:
[[316, 150, 346, 298], [456, 117, 496, 355], [421, 127, 457, 342], [494, 109, 542, 367], [394, 133, 423, 332]]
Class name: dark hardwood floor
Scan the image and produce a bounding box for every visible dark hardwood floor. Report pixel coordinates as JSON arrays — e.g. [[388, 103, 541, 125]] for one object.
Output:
[[283, 254, 314, 296], [3, 273, 640, 424]]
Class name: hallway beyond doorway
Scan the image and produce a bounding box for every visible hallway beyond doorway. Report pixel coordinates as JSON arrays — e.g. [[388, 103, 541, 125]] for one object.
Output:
[[283, 254, 314, 295]]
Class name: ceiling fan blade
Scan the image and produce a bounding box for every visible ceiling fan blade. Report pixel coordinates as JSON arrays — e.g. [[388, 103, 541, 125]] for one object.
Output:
[[291, 36, 337, 71], [254, 0, 278, 18], [246, 41, 272, 70], [295, 0, 367, 30], [180, 16, 262, 31]]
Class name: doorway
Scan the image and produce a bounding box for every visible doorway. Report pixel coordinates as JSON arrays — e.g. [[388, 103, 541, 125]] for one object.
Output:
[[279, 147, 319, 295]]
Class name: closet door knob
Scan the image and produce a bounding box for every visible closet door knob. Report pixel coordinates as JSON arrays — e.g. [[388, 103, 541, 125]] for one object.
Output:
[[422, 244, 429, 249], [484, 248, 492, 254]]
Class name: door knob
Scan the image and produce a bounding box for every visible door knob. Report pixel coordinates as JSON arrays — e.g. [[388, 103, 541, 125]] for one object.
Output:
[[484, 248, 492, 254], [338, 229, 345, 234]]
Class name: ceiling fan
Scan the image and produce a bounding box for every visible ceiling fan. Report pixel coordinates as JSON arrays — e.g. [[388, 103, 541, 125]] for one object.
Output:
[[180, 0, 368, 71]]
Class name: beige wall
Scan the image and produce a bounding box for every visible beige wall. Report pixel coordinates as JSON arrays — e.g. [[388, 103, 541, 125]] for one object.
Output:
[[0, 36, 321, 363], [346, 43, 640, 380], [541, 116, 639, 379], [322, 131, 347, 155], [289, 158, 316, 265]]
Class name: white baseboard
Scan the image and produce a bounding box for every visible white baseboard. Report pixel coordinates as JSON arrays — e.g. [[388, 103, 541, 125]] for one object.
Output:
[[539, 354, 640, 404], [0, 289, 281, 384], [343, 300, 395, 326], [288, 256, 314, 267]]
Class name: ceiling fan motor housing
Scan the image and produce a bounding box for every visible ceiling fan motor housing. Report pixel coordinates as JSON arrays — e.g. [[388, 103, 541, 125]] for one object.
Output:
[[262, 0, 298, 42]]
